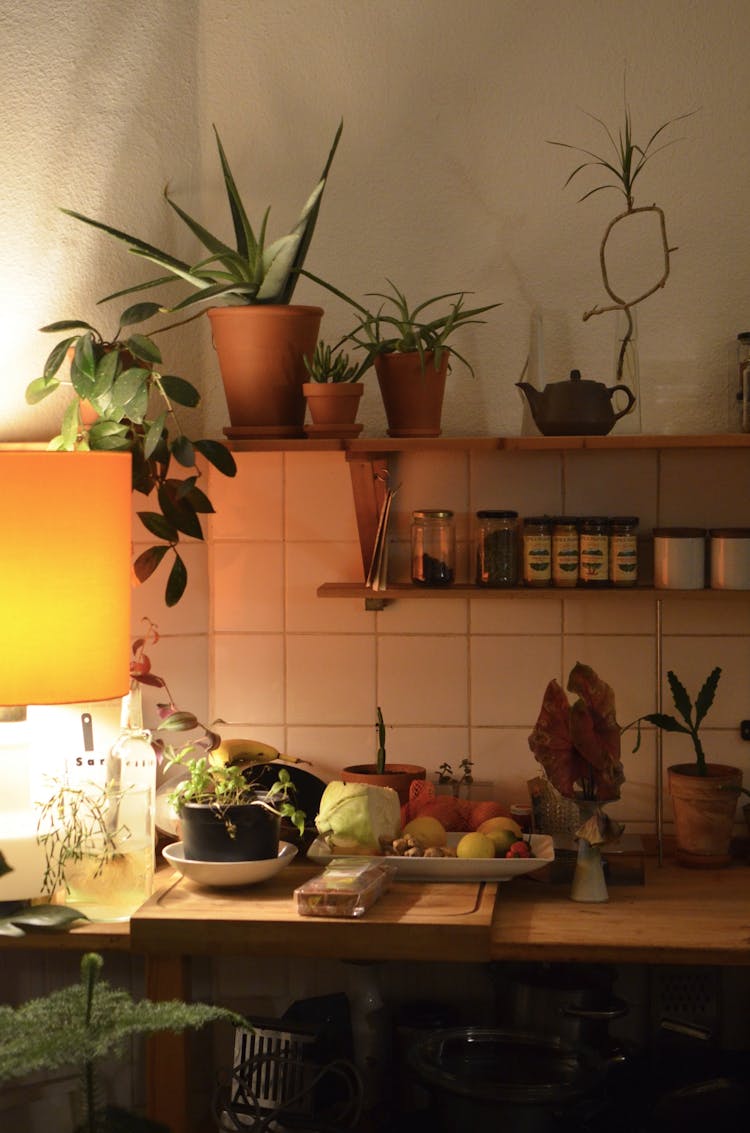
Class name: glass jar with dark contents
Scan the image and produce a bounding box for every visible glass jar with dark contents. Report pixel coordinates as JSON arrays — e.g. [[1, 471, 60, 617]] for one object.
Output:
[[411, 509, 455, 586], [475, 510, 519, 586]]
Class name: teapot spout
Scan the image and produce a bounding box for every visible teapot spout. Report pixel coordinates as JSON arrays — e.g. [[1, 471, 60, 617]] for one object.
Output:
[[516, 381, 542, 422]]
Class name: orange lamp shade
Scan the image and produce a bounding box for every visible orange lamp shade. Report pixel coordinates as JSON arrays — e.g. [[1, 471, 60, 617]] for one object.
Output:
[[0, 450, 132, 705]]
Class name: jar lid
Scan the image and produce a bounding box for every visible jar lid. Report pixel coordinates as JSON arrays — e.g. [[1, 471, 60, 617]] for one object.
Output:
[[412, 509, 453, 519], [610, 516, 639, 525], [551, 516, 580, 526], [579, 516, 610, 527], [653, 527, 706, 537], [523, 515, 552, 526], [476, 509, 518, 519], [709, 527, 750, 538], [738, 332, 750, 343]]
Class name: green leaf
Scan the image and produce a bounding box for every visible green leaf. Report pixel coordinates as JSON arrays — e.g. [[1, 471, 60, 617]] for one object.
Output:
[[170, 435, 196, 469], [40, 319, 96, 334], [71, 333, 97, 398], [119, 301, 162, 328], [641, 713, 690, 734], [126, 333, 161, 366], [137, 511, 178, 542], [60, 400, 80, 448], [25, 375, 60, 405], [144, 414, 167, 460], [43, 335, 78, 380], [182, 484, 213, 514], [0, 851, 10, 879], [666, 670, 694, 728], [9, 904, 89, 931], [91, 349, 122, 398], [133, 544, 169, 583], [158, 482, 203, 539], [165, 554, 188, 607], [695, 666, 722, 729], [194, 439, 237, 477], [159, 374, 200, 408], [112, 367, 149, 410], [158, 710, 200, 732], [0, 919, 24, 938]]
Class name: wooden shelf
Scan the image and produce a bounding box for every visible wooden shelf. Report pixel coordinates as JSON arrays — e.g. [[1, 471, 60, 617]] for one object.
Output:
[[318, 582, 750, 606], [225, 432, 750, 454]]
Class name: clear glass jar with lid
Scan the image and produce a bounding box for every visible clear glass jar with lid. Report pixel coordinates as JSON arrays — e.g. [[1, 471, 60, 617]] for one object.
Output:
[[475, 510, 519, 586], [579, 517, 610, 587], [609, 516, 639, 586], [522, 516, 552, 587], [551, 517, 579, 588], [411, 509, 455, 586]]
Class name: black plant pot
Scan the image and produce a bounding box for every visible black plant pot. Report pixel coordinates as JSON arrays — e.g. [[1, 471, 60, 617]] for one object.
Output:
[[180, 798, 281, 862]]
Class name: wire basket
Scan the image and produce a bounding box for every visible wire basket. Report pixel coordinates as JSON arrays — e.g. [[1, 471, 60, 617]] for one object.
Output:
[[527, 776, 580, 839], [216, 1019, 362, 1132]]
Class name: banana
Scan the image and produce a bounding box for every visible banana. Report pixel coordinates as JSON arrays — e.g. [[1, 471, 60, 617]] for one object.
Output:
[[212, 738, 281, 770]]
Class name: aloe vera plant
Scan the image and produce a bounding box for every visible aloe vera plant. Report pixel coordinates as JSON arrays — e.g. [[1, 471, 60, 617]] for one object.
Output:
[[303, 273, 500, 377], [303, 339, 369, 383], [61, 121, 343, 312]]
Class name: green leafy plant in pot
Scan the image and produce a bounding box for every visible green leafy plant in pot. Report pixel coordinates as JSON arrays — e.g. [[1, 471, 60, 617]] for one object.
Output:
[[58, 121, 343, 437], [303, 274, 500, 437], [629, 667, 744, 866], [340, 706, 426, 806], [25, 303, 237, 607], [302, 339, 371, 438]]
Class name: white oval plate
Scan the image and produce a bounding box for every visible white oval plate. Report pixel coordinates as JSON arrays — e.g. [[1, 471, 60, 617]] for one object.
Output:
[[163, 840, 297, 887], [306, 833, 553, 882]]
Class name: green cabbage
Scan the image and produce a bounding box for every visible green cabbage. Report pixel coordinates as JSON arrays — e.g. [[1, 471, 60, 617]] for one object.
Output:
[[315, 782, 401, 851]]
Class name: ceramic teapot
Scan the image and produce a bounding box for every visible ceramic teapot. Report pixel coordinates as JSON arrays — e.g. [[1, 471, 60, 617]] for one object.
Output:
[[517, 369, 636, 436]]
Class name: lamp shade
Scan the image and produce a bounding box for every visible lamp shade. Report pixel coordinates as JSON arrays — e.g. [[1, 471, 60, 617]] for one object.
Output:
[[0, 449, 132, 705]]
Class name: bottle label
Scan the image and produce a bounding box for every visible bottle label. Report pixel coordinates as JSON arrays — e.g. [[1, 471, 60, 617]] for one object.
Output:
[[523, 534, 551, 583], [610, 533, 638, 585], [580, 533, 609, 583], [552, 531, 579, 586]]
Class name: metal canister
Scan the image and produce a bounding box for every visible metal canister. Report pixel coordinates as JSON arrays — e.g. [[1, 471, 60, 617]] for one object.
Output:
[[522, 516, 552, 587], [411, 510, 455, 586], [552, 517, 579, 588], [579, 517, 610, 587], [609, 516, 639, 587]]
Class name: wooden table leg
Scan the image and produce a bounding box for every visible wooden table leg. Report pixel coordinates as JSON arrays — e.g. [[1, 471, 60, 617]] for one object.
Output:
[[145, 954, 191, 1133]]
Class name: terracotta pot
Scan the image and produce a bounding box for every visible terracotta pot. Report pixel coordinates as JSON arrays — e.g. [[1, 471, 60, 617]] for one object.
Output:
[[302, 381, 364, 438], [668, 763, 742, 867], [340, 763, 426, 806], [207, 305, 323, 437], [180, 798, 281, 862], [375, 350, 449, 437]]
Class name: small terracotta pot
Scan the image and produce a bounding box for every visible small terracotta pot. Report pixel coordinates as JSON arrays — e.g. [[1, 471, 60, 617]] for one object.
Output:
[[668, 763, 742, 867], [375, 350, 449, 437], [208, 305, 323, 437], [340, 763, 426, 806], [303, 382, 364, 438]]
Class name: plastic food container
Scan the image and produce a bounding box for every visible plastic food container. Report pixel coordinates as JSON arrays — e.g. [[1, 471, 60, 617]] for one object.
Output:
[[294, 859, 393, 918], [709, 528, 750, 589], [653, 527, 706, 589]]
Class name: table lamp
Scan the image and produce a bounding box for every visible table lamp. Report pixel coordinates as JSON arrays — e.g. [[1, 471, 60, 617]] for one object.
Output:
[[0, 448, 132, 900]]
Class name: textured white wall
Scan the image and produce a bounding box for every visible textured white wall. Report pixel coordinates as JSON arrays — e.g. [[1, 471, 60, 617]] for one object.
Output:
[[3, 0, 750, 441]]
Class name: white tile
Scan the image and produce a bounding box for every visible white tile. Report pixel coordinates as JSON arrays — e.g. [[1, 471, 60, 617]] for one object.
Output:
[[212, 542, 285, 632], [469, 597, 562, 634], [286, 726, 375, 781], [471, 636, 562, 725], [285, 452, 358, 542], [381, 725, 470, 774], [561, 635, 655, 729], [208, 453, 284, 540], [377, 598, 468, 634], [388, 451, 470, 541], [659, 637, 750, 728], [661, 596, 750, 635], [286, 635, 375, 724], [286, 541, 373, 632], [213, 634, 285, 724], [564, 451, 658, 528], [378, 636, 469, 725], [659, 450, 750, 528], [470, 451, 563, 517], [469, 727, 540, 810], [563, 593, 655, 635], [137, 634, 209, 729]]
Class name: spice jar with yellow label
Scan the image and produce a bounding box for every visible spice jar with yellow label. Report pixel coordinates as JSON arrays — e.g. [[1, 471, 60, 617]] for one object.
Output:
[[579, 517, 610, 587], [609, 516, 639, 586], [522, 516, 552, 587], [552, 517, 579, 588]]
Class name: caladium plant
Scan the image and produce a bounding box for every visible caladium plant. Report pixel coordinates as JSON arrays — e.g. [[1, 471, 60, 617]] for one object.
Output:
[[528, 661, 625, 803]]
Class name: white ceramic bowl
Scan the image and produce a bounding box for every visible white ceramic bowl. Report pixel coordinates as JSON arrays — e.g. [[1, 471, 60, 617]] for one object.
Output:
[[163, 840, 297, 888]]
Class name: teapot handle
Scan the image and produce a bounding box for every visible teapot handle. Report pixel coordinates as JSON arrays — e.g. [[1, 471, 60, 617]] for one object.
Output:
[[608, 383, 636, 422]]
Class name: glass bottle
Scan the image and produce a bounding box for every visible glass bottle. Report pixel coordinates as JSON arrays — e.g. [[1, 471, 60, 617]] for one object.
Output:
[[475, 510, 519, 586], [522, 516, 552, 587], [411, 510, 455, 586], [579, 517, 610, 587], [609, 516, 639, 587], [551, 517, 579, 588]]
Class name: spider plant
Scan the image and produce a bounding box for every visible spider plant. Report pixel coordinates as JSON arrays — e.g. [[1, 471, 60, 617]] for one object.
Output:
[[60, 120, 343, 312], [303, 272, 500, 377]]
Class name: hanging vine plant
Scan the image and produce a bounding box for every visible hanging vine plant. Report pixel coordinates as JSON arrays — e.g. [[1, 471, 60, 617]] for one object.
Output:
[[549, 93, 694, 379]]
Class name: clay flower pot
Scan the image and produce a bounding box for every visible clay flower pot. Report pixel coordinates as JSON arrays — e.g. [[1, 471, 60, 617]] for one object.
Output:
[[303, 382, 364, 438], [667, 763, 742, 867], [208, 305, 323, 438], [374, 349, 449, 437], [340, 763, 426, 806]]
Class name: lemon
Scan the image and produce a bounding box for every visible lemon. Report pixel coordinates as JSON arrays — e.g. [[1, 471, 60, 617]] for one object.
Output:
[[456, 832, 496, 859], [477, 815, 522, 840], [402, 816, 448, 848], [481, 827, 517, 857]]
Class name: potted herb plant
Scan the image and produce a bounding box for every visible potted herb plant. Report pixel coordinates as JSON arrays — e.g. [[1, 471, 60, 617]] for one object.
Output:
[[628, 667, 744, 867], [303, 274, 500, 436], [302, 339, 371, 438], [340, 706, 426, 806], [58, 121, 343, 437], [0, 951, 243, 1133], [25, 304, 237, 607]]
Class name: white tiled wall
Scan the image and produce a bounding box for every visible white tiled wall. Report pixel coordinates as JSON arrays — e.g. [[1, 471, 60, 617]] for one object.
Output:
[[137, 448, 750, 838]]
